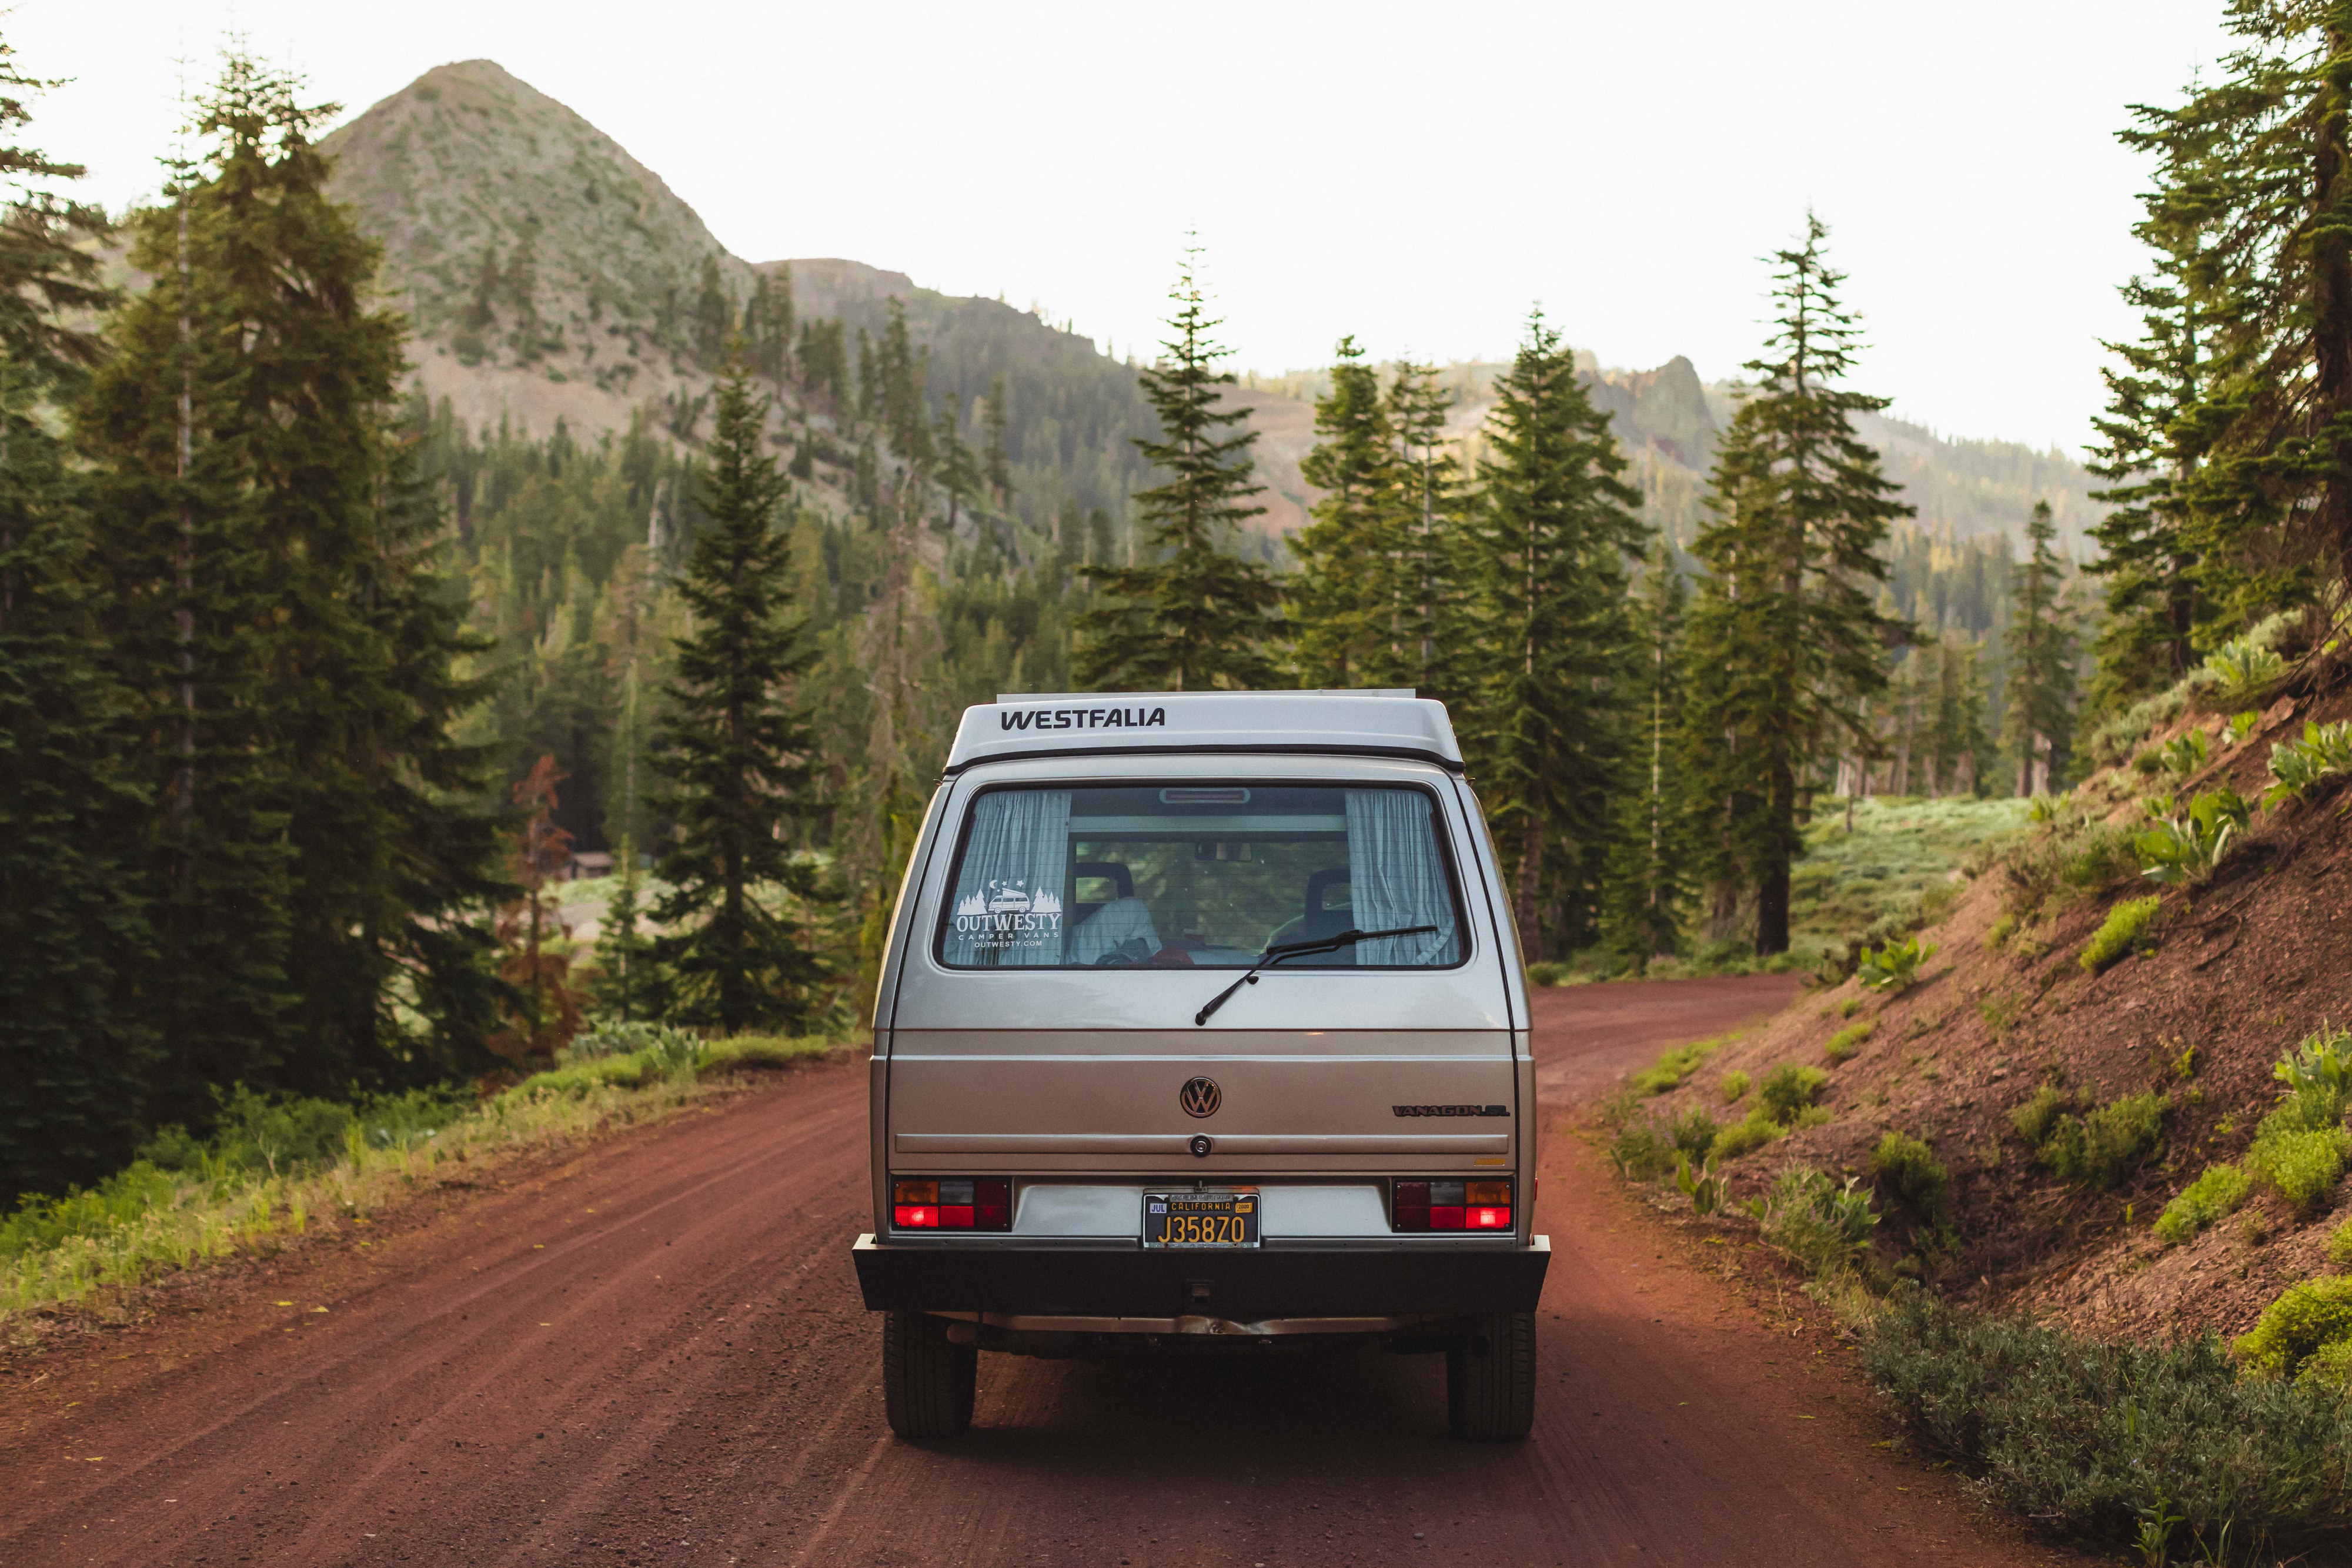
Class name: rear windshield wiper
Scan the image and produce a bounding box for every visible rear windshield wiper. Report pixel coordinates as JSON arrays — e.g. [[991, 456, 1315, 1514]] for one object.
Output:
[[1192, 925, 1441, 1026]]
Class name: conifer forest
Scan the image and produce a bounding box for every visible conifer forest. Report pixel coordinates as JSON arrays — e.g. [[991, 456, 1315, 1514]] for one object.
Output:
[[5, 7, 2348, 1214]]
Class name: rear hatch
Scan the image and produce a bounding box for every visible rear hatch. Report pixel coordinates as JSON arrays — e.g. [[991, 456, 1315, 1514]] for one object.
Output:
[[883, 763, 1521, 1181]]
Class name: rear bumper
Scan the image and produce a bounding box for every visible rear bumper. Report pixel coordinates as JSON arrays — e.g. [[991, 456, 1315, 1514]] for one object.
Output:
[[850, 1233, 1549, 1320]]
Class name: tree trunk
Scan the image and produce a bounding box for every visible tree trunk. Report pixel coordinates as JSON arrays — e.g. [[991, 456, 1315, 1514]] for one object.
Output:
[[1513, 817, 1545, 963], [2313, 20, 2352, 576]]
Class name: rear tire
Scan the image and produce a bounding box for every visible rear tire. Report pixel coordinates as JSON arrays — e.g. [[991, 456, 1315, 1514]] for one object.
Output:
[[883, 1311, 976, 1439], [1446, 1311, 1535, 1440]]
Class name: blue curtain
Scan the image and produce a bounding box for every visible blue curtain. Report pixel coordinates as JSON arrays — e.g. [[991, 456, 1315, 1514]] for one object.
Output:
[[943, 790, 1072, 966], [1344, 789, 1461, 966]]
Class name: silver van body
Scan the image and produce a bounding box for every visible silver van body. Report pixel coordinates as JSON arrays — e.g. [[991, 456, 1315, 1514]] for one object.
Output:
[[850, 691, 1548, 1436]]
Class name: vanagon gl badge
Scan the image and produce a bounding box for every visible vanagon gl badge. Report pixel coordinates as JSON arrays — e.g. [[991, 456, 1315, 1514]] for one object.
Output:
[[1180, 1076, 1222, 1118]]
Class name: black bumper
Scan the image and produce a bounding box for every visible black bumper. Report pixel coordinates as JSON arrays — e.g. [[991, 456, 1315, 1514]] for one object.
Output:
[[850, 1235, 1549, 1319]]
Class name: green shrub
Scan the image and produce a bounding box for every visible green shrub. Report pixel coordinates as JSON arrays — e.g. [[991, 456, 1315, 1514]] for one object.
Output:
[[1870, 1132, 1953, 1236], [2033, 1092, 2168, 1190], [2079, 895, 2161, 972], [1864, 1295, 2352, 1552], [1983, 912, 2017, 952], [2233, 1276, 2352, 1380], [2153, 1163, 2254, 1245], [1856, 933, 1936, 992], [2330, 1219, 2352, 1271], [2057, 826, 2137, 895], [697, 1034, 832, 1072], [1673, 1152, 1728, 1216], [1837, 996, 1862, 1019], [2227, 708, 2263, 747], [2274, 1025, 2352, 1111], [2130, 748, 2164, 776], [1759, 1064, 1829, 1124], [1608, 1120, 1673, 1181], [2245, 1127, 2350, 1212], [1825, 1019, 1876, 1064], [1719, 1069, 1751, 1104], [2264, 719, 2352, 808], [2157, 729, 2212, 777], [1629, 1033, 1731, 1095], [1525, 961, 1570, 987], [2193, 636, 2287, 710], [2134, 788, 2253, 887], [566, 1021, 701, 1068], [1669, 1107, 1719, 1164], [1750, 1166, 1878, 1276], [2301, 1337, 2352, 1392], [2012, 1084, 2074, 1148], [1710, 1105, 1783, 1162]]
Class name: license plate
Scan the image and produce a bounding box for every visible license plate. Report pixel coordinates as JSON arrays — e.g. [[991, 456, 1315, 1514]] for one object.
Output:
[[1142, 1191, 1259, 1249]]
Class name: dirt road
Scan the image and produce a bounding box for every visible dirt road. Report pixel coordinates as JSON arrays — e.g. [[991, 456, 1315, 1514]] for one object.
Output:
[[2, 975, 2063, 1567]]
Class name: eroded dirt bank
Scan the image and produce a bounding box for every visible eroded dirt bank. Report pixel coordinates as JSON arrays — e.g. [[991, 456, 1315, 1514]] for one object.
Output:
[[0, 977, 2071, 1567]]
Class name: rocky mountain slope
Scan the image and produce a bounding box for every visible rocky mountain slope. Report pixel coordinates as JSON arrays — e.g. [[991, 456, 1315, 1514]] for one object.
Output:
[[318, 59, 2102, 557]]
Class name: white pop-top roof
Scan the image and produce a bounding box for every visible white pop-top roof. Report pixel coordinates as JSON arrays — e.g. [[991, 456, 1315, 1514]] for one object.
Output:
[[944, 690, 1462, 772]]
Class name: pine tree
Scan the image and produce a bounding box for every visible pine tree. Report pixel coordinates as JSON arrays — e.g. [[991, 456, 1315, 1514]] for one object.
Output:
[[649, 357, 828, 1034], [0, 37, 155, 1195], [981, 373, 1013, 503], [1076, 250, 1282, 690], [1599, 538, 1692, 969], [590, 836, 662, 1024], [1384, 359, 1471, 697], [1288, 336, 1397, 686], [1459, 310, 1648, 955], [2086, 247, 2203, 709], [934, 392, 983, 534], [79, 52, 507, 1108], [1682, 217, 1912, 956], [2002, 500, 2076, 795], [2119, 7, 2352, 630], [493, 755, 580, 1060]]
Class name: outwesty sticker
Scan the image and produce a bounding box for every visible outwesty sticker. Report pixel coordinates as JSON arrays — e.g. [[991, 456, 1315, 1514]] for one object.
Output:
[[950, 878, 1063, 952], [998, 706, 1168, 732]]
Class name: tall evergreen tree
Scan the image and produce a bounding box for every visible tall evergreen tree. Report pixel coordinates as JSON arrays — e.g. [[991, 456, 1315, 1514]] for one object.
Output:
[[1682, 217, 1911, 955], [79, 53, 505, 1111], [1076, 250, 1282, 690], [2117, 5, 2352, 633], [1599, 537, 1692, 969], [981, 373, 1013, 503], [2002, 500, 2076, 795], [649, 357, 828, 1033], [2086, 245, 2204, 710], [1459, 310, 1648, 955], [1384, 359, 1471, 698], [1288, 336, 1397, 686], [0, 34, 154, 1195]]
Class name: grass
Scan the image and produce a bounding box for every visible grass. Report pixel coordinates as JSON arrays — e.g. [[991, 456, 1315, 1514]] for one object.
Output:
[[2017, 1091, 2168, 1190], [1870, 1132, 1953, 1238], [1789, 794, 2033, 951], [2079, 894, 2163, 972], [0, 1032, 847, 1323], [1626, 1032, 1736, 1096], [1864, 1294, 2352, 1556], [1719, 1069, 1751, 1104], [2154, 1164, 2256, 1245], [1759, 1064, 1828, 1123]]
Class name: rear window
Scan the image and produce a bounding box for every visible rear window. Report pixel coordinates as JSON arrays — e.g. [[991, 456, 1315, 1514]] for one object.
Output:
[[935, 783, 1465, 970]]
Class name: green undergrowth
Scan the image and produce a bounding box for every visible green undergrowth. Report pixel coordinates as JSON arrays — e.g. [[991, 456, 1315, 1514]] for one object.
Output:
[[0, 1030, 847, 1320], [2154, 1164, 2255, 1245], [2013, 1086, 2169, 1190], [1865, 1294, 2352, 1557]]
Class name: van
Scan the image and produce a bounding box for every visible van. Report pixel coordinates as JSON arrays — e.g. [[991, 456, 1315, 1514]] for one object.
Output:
[[851, 690, 1548, 1440]]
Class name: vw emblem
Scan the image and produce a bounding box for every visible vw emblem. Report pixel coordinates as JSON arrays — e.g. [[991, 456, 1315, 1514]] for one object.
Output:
[[1180, 1076, 1222, 1118]]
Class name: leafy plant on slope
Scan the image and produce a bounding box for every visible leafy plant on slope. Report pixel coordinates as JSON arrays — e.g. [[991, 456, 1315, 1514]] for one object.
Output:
[[2133, 788, 2252, 887], [1857, 933, 1936, 992], [2264, 719, 2352, 808]]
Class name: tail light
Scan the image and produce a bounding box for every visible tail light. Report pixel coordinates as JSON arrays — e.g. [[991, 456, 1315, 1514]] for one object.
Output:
[[1392, 1178, 1512, 1232], [893, 1178, 1011, 1232]]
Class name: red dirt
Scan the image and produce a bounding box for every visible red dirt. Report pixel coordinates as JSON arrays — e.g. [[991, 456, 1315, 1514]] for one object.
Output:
[[0, 977, 2072, 1567]]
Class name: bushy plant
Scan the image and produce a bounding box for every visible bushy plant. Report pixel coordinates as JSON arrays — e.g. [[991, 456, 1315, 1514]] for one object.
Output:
[[2328, 1219, 2352, 1271], [1824, 1019, 1876, 1063], [2301, 1337, 2352, 1391], [2153, 1164, 2254, 1245], [1760, 1064, 1829, 1124], [1629, 1033, 1731, 1096], [2245, 1128, 2350, 1212], [1608, 1119, 1673, 1181], [1673, 1152, 1728, 1216], [2226, 708, 2263, 747], [2264, 719, 2352, 808], [1525, 961, 1570, 987], [565, 1020, 702, 1068], [2014, 1088, 2166, 1189], [1870, 1132, 1953, 1236], [1670, 1107, 1719, 1164], [2130, 748, 2165, 777], [1719, 1069, 1752, 1105], [1750, 1166, 1877, 1275], [1865, 1295, 2352, 1552], [2157, 729, 2212, 777], [2058, 826, 2137, 895], [2233, 1275, 2352, 1380], [2194, 636, 2287, 710], [2079, 895, 2162, 972], [2244, 1029, 2352, 1210], [1856, 933, 1936, 992], [2133, 788, 2253, 887], [1983, 912, 2017, 952], [1710, 1105, 1783, 1162]]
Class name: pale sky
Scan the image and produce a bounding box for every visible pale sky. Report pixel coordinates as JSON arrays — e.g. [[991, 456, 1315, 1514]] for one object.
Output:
[[16, 1, 2233, 454]]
